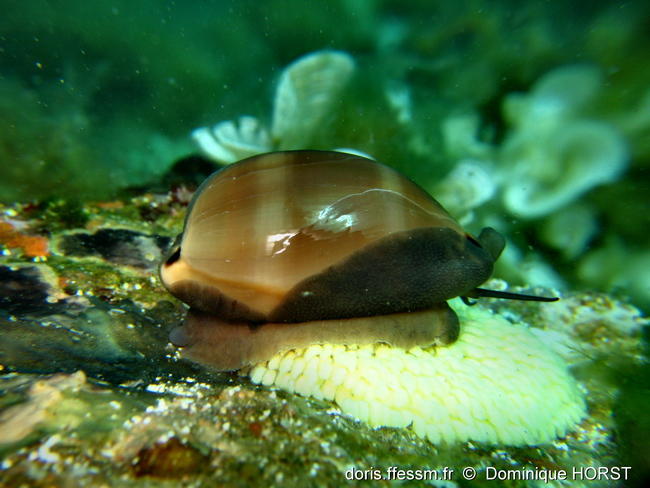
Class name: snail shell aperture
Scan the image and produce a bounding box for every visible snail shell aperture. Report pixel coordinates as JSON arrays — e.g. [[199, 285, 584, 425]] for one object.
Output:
[[160, 150, 551, 371]]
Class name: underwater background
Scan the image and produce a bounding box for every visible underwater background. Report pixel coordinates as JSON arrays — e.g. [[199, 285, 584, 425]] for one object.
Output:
[[1, 0, 649, 486]]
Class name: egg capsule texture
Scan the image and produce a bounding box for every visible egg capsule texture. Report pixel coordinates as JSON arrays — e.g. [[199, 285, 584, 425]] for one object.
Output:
[[160, 150, 504, 370]]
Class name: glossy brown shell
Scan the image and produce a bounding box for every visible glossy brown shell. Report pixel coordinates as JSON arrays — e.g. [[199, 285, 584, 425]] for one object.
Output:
[[161, 151, 500, 324]]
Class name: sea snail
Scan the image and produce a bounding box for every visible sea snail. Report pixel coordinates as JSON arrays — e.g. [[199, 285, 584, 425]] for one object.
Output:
[[160, 150, 556, 371]]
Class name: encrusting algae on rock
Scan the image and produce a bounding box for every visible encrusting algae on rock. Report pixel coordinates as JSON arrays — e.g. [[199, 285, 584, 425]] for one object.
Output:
[[0, 184, 642, 486], [246, 301, 586, 447]]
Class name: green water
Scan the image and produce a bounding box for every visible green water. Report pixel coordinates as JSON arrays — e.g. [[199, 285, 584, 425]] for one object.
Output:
[[1, 1, 649, 486]]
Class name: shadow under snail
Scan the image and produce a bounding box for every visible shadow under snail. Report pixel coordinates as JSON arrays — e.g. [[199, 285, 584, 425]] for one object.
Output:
[[160, 150, 556, 371]]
